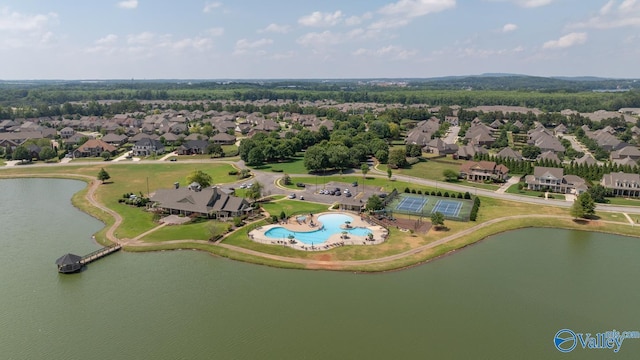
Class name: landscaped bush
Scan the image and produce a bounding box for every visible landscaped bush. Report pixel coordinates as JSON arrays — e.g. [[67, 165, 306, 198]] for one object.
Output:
[[271, 168, 283, 172], [464, 192, 471, 199], [228, 170, 238, 176], [457, 193, 463, 199], [443, 192, 449, 197], [270, 215, 279, 223], [233, 216, 243, 227], [431, 191, 436, 196], [411, 189, 416, 194], [436, 191, 442, 197], [406, 157, 420, 165], [404, 187, 410, 193], [417, 190, 422, 194]]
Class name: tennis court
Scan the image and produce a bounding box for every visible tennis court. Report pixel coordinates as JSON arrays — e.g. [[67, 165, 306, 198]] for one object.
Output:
[[395, 195, 429, 213], [432, 200, 463, 218], [385, 192, 473, 221]]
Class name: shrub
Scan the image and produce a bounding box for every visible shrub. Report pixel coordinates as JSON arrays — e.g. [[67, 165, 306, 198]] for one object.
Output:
[[457, 193, 463, 199], [406, 157, 420, 166], [464, 192, 471, 199], [228, 170, 238, 175], [417, 190, 422, 194], [233, 216, 243, 227], [411, 189, 416, 194], [431, 191, 436, 196], [436, 191, 442, 197], [279, 210, 287, 220], [271, 168, 284, 173], [443, 192, 449, 197], [270, 215, 279, 223], [404, 187, 410, 193]]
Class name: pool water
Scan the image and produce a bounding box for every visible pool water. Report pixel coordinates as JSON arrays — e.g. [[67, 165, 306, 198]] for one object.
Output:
[[265, 213, 372, 244]]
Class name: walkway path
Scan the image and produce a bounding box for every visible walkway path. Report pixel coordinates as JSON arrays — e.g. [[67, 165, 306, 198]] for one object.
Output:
[[623, 213, 637, 225], [495, 175, 521, 194]]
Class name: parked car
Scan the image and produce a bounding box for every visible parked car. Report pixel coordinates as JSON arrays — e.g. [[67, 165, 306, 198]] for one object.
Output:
[[352, 181, 358, 186], [288, 193, 296, 199], [296, 183, 306, 188], [169, 158, 177, 162], [300, 196, 304, 200], [240, 183, 247, 189], [345, 192, 352, 197]]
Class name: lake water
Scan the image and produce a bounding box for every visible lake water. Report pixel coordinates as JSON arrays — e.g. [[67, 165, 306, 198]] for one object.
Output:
[[2, 178, 640, 359]]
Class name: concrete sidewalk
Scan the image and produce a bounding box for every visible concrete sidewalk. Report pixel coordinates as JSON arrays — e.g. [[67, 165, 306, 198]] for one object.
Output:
[[495, 175, 521, 194]]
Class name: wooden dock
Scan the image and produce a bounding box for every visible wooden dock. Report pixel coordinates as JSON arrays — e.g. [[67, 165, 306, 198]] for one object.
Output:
[[80, 244, 122, 265], [56, 244, 122, 273]]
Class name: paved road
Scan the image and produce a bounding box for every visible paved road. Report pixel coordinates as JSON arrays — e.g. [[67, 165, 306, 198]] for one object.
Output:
[[443, 125, 460, 144]]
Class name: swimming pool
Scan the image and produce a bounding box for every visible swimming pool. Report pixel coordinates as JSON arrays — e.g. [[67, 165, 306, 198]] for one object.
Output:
[[265, 213, 372, 244]]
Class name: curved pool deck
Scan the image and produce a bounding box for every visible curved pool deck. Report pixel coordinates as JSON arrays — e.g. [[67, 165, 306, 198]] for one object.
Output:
[[249, 212, 389, 251]]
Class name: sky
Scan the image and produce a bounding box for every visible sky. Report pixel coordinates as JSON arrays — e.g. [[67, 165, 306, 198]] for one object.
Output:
[[1, 0, 639, 79]]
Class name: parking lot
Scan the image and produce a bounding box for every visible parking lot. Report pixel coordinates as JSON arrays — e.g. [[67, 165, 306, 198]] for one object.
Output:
[[288, 181, 387, 207]]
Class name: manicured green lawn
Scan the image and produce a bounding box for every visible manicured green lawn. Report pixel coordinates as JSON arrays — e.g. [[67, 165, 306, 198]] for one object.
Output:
[[260, 199, 329, 217], [606, 197, 640, 207], [221, 144, 239, 156], [394, 158, 464, 182], [71, 157, 109, 162], [141, 220, 230, 242], [250, 157, 308, 174], [505, 183, 564, 199]]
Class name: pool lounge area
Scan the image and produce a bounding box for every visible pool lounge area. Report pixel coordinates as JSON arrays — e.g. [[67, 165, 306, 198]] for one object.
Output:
[[249, 212, 388, 251]]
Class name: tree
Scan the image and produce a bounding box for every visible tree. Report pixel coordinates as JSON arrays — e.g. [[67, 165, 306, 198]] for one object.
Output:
[[387, 167, 392, 180], [246, 181, 263, 201], [431, 212, 445, 229], [187, 170, 212, 188], [388, 148, 407, 168], [13, 145, 31, 163], [303, 145, 329, 172], [366, 194, 384, 212], [443, 169, 459, 182], [97, 168, 111, 183], [247, 147, 265, 166], [571, 192, 595, 219], [361, 163, 369, 182], [521, 145, 541, 160], [207, 143, 224, 157], [587, 184, 609, 203], [39, 147, 57, 162], [101, 151, 111, 161]]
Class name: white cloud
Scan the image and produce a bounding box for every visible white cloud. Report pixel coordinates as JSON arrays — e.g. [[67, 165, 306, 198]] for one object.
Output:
[[297, 31, 341, 46], [345, 12, 373, 26], [234, 38, 273, 55], [502, 23, 518, 32], [517, 0, 553, 7], [127, 32, 155, 45], [298, 11, 343, 27], [259, 23, 291, 34], [570, 0, 640, 29], [96, 34, 118, 44], [378, 0, 456, 18], [369, 17, 410, 30], [203, 2, 222, 13], [117, 0, 138, 9], [543, 32, 587, 49], [353, 45, 417, 60], [206, 27, 224, 36], [600, 0, 615, 15], [0, 8, 58, 32]]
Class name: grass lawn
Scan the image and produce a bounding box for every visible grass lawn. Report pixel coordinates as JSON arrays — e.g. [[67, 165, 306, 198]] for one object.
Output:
[[71, 157, 109, 162], [606, 197, 640, 207], [395, 158, 463, 181], [141, 220, 230, 242], [505, 183, 566, 200], [221, 144, 238, 156], [260, 199, 329, 217], [250, 157, 308, 174]]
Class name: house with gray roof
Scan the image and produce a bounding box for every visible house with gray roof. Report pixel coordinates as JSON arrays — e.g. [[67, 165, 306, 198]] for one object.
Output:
[[610, 145, 640, 163], [525, 166, 586, 194], [423, 138, 458, 155], [132, 138, 165, 156], [574, 154, 597, 166], [497, 147, 523, 161], [455, 144, 488, 160], [601, 172, 640, 198], [537, 151, 561, 164], [150, 186, 251, 219], [211, 132, 236, 145]]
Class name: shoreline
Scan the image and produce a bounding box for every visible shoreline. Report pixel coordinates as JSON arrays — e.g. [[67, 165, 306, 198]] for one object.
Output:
[[2, 174, 639, 273]]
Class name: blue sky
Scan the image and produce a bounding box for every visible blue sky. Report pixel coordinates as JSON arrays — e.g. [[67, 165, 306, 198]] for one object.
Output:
[[1, 0, 639, 79]]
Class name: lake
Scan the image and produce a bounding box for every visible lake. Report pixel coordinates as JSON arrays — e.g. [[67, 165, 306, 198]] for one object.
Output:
[[1, 178, 639, 359]]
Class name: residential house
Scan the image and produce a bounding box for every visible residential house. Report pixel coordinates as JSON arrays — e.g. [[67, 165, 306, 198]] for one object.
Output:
[[464, 123, 495, 147], [610, 145, 640, 163], [459, 161, 509, 182], [574, 154, 597, 166], [455, 144, 488, 160], [177, 140, 209, 155], [554, 124, 568, 136], [211, 132, 236, 145], [59, 127, 75, 139], [497, 147, 523, 161], [423, 138, 458, 155], [528, 130, 564, 154], [601, 172, 640, 198], [150, 185, 252, 219], [132, 138, 165, 156], [72, 139, 117, 158], [524, 167, 587, 194], [537, 151, 561, 164], [101, 133, 128, 146]]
